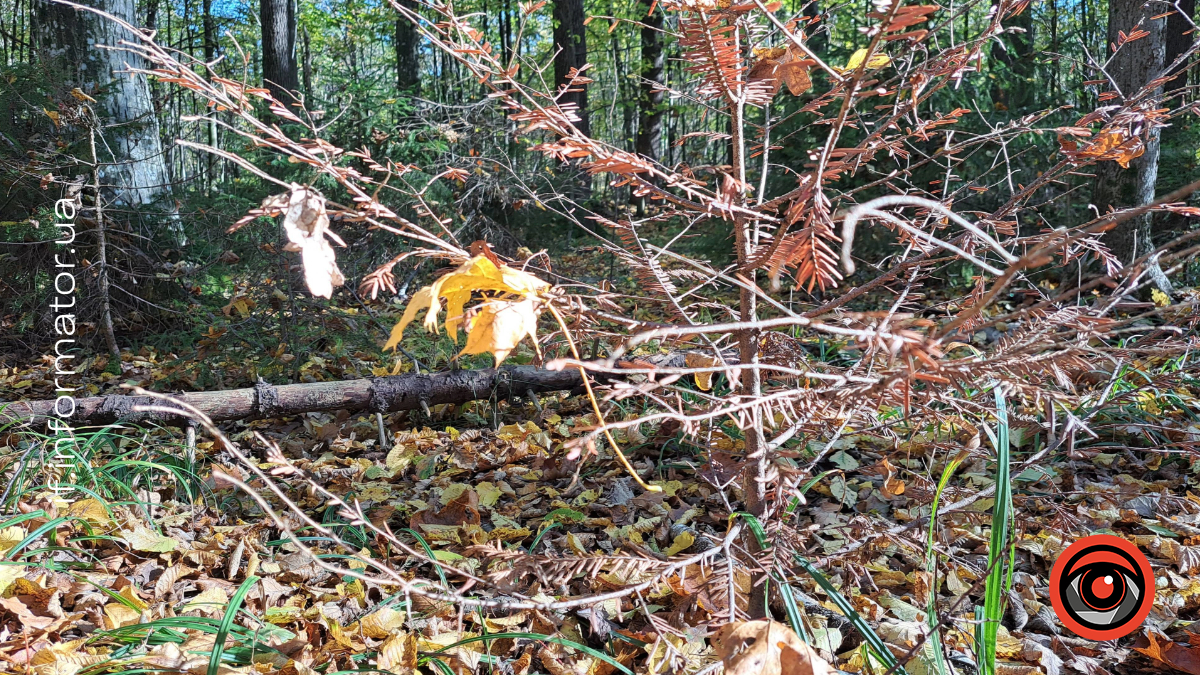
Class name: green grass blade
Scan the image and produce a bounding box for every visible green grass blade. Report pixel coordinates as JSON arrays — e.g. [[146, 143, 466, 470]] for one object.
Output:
[[401, 528, 449, 588], [731, 513, 808, 640], [925, 452, 966, 675], [795, 555, 906, 675], [207, 575, 260, 675], [528, 522, 560, 552], [423, 656, 456, 675], [0, 510, 47, 530], [6, 516, 80, 560], [979, 387, 1012, 675], [777, 578, 809, 643], [70, 573, 145, 612]]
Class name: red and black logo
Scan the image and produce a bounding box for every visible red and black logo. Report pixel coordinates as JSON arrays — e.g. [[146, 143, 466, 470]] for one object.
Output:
[[1049, 534, 1154, 640]]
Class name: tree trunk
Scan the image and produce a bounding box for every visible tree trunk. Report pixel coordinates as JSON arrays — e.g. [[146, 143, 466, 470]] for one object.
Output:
[[90, 129, 121, 363], [552, 0, 589, 137], [261, 0, 299, 101], [202, 0, 217, 190], [635, 0, 663, 165], [989, 0, 1035, 111], [395, 0, 419, 95], [37, 0, 185, 246], [1093, 0, 1166, 268], [301, 26, 312, 101], [1164, 0, 1195, 95]]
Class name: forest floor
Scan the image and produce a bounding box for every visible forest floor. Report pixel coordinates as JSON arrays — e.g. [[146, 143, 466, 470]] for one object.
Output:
[[0, 247, 1199, 675]]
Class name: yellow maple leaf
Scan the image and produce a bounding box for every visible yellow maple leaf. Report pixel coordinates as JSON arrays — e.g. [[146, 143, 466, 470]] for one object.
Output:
[[0, 526, 25, 555], [841, 48, 891, 73], [460, 298, 542, 366], [664, 530, 695, 556]]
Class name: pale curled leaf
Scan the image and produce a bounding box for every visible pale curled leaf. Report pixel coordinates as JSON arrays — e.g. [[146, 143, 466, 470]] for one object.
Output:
[[282, 187, 345, 299], [120, 525, 178, 553]]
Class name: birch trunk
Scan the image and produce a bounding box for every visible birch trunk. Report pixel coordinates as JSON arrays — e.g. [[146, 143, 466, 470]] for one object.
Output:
[[38, 0, 185, 246], [1093, 0, 1165, 274]]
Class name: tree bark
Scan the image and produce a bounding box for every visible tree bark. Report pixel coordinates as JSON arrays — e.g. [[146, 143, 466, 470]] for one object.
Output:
[[261, 0, 299, 102], [1, 366, 586, 428], [1164, 0, 1195, 95], [990, 0, 1035, 111], [552, 0, 589, 137], [36, 0, 185, 246], [202, 0, 217, 190], [395, 0, 420, 95], [635, 0, 663, 165], [1093, 0, 1166, 268], [301, 26, 313, 101]]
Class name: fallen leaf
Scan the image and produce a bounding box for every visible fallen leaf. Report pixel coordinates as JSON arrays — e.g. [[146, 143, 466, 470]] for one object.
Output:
[[1134, 630, 1200, 675], [180, 586, 229, 615], [714, 619, 833, 675], [103, 602, 142, 629], [120, 525, 178, 553], [685, 353, 718, 391], [664, 530, 695, 556]]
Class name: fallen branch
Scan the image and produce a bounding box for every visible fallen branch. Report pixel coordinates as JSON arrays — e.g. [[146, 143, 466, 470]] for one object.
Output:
[[0, 366, 584, 428]]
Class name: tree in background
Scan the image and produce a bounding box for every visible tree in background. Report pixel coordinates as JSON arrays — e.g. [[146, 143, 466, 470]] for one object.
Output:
[[634, 0, 664, 170], [553, 0, 589, 137], [262, 0, 300, 101], [989, 0, 1034, 111], [395, 0, 420, 95], [1092, 0, 1168, 281], [1165, 0, 1196, 94]]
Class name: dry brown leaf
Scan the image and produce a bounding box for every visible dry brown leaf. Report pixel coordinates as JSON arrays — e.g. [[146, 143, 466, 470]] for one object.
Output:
[[103, 602, 141, 629], [180, 586, 229, 615], [154, 564, 195, 599], [120, 525, 178, 553], [410, 487, 482, 529], [780, 62, 812, 96], [1134, 630, 1200, 675], [685, 353, 718, 391], [352, 606, 406, 638], [376, 632, 418, 672], [714, 620, 833, 675]]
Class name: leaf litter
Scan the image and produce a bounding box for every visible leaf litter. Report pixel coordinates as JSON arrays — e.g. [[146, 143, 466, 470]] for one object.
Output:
[[0, 359, 1196, 675]]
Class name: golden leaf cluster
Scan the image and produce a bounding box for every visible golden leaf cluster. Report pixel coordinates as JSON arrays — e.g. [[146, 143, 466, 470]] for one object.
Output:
[[385, 254, 551, 366]]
